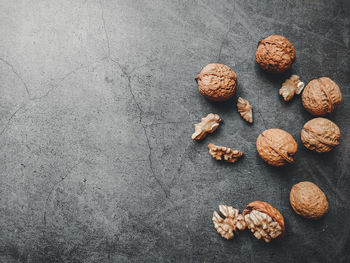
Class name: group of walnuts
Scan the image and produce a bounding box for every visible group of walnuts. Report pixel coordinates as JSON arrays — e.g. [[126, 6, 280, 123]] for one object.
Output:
[[192, 35, 342, 242]]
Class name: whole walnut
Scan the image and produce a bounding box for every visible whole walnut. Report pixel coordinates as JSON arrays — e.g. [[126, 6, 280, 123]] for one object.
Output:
[[290, 181, 328, 219], [195, 63, 237, 101], [302, 77, 342, 116], [256, 129, 297, 167], [301, 117, 340, 153], [255, 35, 296, 73]]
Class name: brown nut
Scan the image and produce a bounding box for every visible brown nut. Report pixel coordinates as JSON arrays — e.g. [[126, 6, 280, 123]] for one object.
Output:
[[195, 63, 237, 101], [301, 117, 340, 153], [243, 201, 285, 242], [256, 129, 297, 167], [302, 77, 342, 116], [290, 181, 328, 219], [255, 35, 296, 73]]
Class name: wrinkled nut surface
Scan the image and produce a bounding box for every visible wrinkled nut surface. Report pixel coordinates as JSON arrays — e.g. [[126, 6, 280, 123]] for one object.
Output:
[[290, 181, 328, 219], [208, 143, 243, 163], [279, 75, 305, 101], [237, 97, 253, 123], [255, 35, 296, 73], [256, 129, 297, 167], [192, 113, 221, 141], [302, 77, 342, 116], [301, 117, 340, 153], [212, 205, 246, 240], [195, 63, 237, 101], [243, 201, 285, 242]]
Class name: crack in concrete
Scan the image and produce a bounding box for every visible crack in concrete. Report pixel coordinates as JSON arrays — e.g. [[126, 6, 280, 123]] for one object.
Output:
[[0, 105, 26, 137]]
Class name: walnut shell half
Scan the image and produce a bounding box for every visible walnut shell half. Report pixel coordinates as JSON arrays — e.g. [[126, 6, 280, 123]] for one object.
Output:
[[301, 117, 340, 153], [195, 63, 237, 101], [243, 201, 285, 242], [290, 182, 328, 219], [302, 77, 342, 116], [256, 129, 297, 167], [255, 35, 296, 73]]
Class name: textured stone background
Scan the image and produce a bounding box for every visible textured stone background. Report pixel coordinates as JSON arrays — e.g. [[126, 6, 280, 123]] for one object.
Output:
[[0, 0, 349, 262]]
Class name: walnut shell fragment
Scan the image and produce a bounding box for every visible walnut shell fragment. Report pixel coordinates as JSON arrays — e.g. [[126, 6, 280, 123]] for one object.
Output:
[[237, 97, 253, 123], [195, 63, 237, 101], [192, 113, 222, 141], [243, 201, 285, 242], [255, 35, 296, 73], [301, 117, 340, 153], [302, 77, 342, 116], [256, 129, 297, 167], [279, 75, 305, 101], [290, 182, 328, 219], [212, 205, 246, 240], [208, 143, 243, 163]]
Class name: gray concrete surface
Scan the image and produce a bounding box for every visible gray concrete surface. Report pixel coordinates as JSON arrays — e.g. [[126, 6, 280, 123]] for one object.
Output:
[[0, 0, 349, 262]]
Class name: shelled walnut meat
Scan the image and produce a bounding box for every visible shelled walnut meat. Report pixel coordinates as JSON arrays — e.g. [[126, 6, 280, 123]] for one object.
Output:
[[208, 143, 243, 163], [279, 75, 305, 101], [302, 77, 342, 116], [256, 129, 297, 167], [212, 205, 246, 240], [237, 97, 253, 123], [191, 113, 221, 140], [301, 117, 340, 153], [255, 35, 296, 73], [290, 182, 329, 219], [243, 201, 285, 242], [195, 63, 237, 101]]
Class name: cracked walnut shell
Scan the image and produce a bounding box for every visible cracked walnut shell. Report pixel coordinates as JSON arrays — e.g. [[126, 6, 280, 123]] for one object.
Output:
[[255, 35, 296, 73], [195, 63, 237, 101], [290, 182, 328, 219], [243, 201, 285, 242], [212, 205, 246, 239], [208, 143, 243, 163], [302, 77, 342, 116], [256, 129, 297, 167], [301, 117, 340, 153], [192, 113, 221, 140], [237, 97, 253, 123], [279, 75, 305, 101]]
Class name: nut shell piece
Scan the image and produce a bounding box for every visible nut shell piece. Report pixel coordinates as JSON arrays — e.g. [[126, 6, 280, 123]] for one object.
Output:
[[255, 35, 296, 73], [208, 143, 243, 163], [243, 201, 285, 242], [301, 117, 340, 153], [195, 63, 237, 101], [237, 97, 253, 123], [279, 75, 304, 101], [256, 129, 297, 167], [212, 205, 246, 240], [192, 113, 222, 141], [302, 77, 342, 116], [290, 181, 328, 219]]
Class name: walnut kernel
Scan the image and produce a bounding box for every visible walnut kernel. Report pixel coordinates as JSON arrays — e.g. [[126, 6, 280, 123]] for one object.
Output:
[[192, 113, 221, 141], [279, 75, 305, 101], [208, 143, 243, 163], [237, 97, 253, 123]]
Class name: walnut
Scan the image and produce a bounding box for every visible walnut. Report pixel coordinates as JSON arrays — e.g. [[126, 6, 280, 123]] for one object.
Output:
[[256, 129, 297, 167], [302, 77, 342, 116], [290, 182, 328, 220], [208, 143, 243, 163], [279, 75, 305, 101], [237, 97, 253, 123], [301, 117, 340, 153], [243, 201, 285, 242], [191, 113, 222, 140], [255, 35, 296, 73], [212, 205, 246, 240], [195, 63, 237, 101]]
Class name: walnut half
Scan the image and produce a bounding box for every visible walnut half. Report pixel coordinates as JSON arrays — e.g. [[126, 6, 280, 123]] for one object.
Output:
[[279, 75, 305, 101], [212, 205, 246, 240], [208, 143, 243, 163], [237, 97, 253, 123], [191, 113, 221, 140]]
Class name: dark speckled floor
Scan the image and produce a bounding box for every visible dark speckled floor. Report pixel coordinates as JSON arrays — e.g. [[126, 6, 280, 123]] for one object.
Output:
[[0, 0, 349, 262]]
